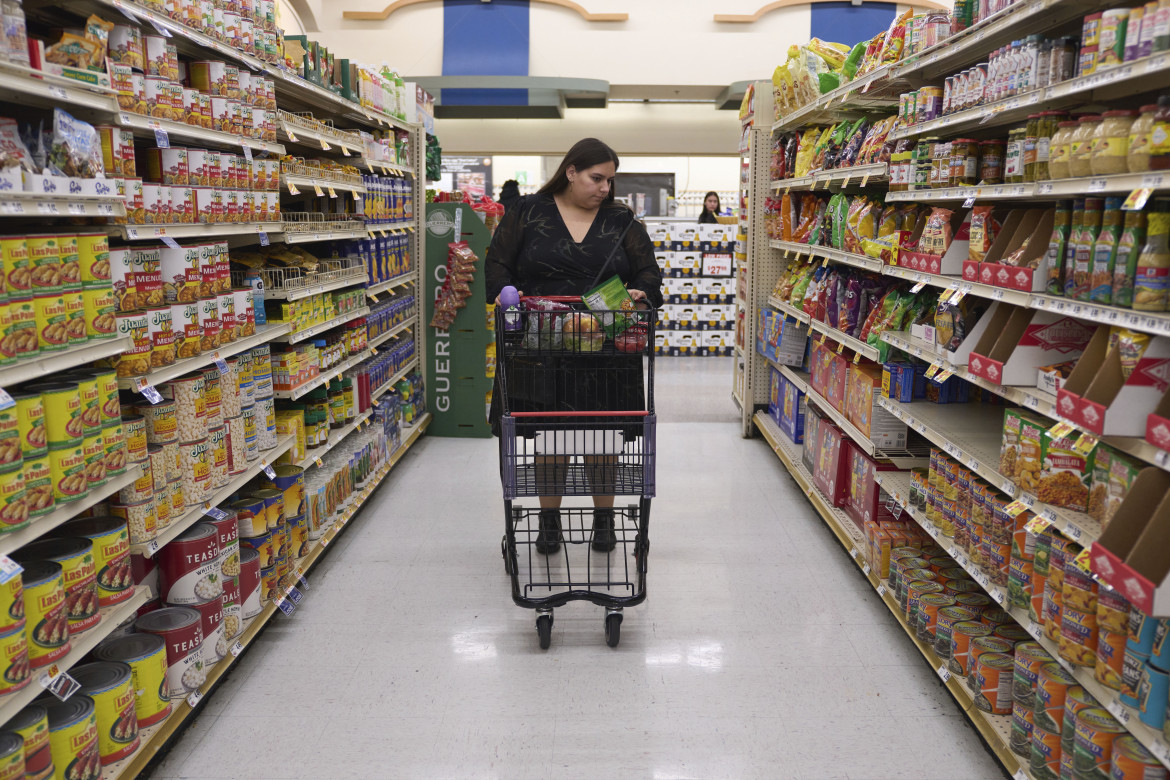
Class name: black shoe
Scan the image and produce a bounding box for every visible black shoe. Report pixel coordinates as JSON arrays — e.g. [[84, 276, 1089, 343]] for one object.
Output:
[[591, 508, 617, 552], [535, 509, 562, 554]]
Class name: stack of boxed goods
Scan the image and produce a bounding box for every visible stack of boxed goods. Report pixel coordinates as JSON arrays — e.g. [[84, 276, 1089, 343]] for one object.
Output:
[[650, 222, 736, 356]]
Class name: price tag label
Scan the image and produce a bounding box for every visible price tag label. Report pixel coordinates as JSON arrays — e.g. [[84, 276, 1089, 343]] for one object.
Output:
[[40, 666, 80, 701], [876, 583, 886, 595], [154, 127, 170, 149], [67, 201, 86, 216], [148, 18, 172, 37], [1073, 548, 1093, 573], [937, 665, 951, 682], [313, 184, 324, 197], [203, 505, 228, 520], [962, 195, 976, 208], [185, 689, 204, 708], [1156, 449, 1170, 470], [862, 563, 871, 575], [319, 138, 331, 151], [261, 462, 276, 479], [1014, 771, 1029, 780], [276, 597, 296, 616], [0, 389, 13, 413], [1046, 421, 1075, 440], [213, 354, 229, 375], [146, 539, 159, 556], [1072, 433, 1098, 455], [1124, 188, 1154, 211], [1025, 516, 1053, 535], [140, 385, 163, 404], [0, 555, 21, 585], [853, 352, 862, 365], [242, 146, 253, 163], [286, 585, 304, 604], [314, 457, 324, 468], [925, 364, 941, 379], [286, 127, 299, 143], [1037, 182, 1054, 195], [37, 201, 60, 216], [1005, 499, 1030, 518], [935, 368, 954, 383], [259, 231, 270, 247], [1065, 524, 1084, 542], [849, 547, 859, 559], [288, 181, 301, 195], [1088, 178, 1108, 193], [231, 640, 245, 657], [1149, 739, 1170, 764], [161, 236, 181, 250], [0, 201, 24, 215], [861, 175, 871, 187], [328, 187, 337, 199], [1023, 395, 1040, 410]]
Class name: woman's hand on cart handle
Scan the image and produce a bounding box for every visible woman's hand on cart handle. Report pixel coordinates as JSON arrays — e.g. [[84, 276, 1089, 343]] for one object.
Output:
[[629, 288, 651, 309]]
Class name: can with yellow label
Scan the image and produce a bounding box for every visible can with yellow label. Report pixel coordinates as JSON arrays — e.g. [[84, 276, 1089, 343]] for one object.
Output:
[[93, 633, 172, 728], [70, 662, 140, 765]]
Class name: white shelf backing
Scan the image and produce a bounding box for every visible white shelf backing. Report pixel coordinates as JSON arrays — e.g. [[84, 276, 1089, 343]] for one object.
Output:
[[116, 324, 292, 390], [131, 434, 296, 557], [273, 349, 373, 400], [875, 396, 1101, 547], [114, 222, 282, 242], [274, 307, 371, 345], [0, 192, 125, 218]]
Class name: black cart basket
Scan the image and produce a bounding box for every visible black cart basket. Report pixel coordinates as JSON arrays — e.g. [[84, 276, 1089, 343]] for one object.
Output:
[[495, 297, 656, 649]]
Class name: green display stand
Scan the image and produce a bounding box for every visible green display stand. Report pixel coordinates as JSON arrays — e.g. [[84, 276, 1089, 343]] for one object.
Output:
[[423, 203, 494, 437]]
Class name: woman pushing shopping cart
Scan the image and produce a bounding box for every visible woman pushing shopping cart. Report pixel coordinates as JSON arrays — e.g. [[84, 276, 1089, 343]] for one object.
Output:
[[485, 138, 663, 649]]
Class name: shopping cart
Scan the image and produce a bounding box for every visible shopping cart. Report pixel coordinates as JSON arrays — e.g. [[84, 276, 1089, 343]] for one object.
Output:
[[496, 297, 655, 649]]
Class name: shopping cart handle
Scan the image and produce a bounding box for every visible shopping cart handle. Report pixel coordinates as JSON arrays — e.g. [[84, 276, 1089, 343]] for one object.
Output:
[[509, 411, 650, 418], [520, 296, 580, 303]]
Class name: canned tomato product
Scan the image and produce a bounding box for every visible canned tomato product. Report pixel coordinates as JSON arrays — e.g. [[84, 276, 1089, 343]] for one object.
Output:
[[93, 633, 172, 728], [15, 538, 98, 634], [1011, 699, 1035, 758], [159, 244, 201, 304], [1013, 642, 1053, 707], [186, 595, 225, 663], [16, 561, 67, 668], [81, 287, 116, 341], [40, 696, 99, 780], [975, 652, 1015, 715], [47, 444, 85, 505], [158, 522, 221, 605], [208, 424, 227, 489], [1074, 706, 1126, 780], [0, 624, 29, 697], [54, 517, 132, 608], [22, 456, 50, 520], [114, 311, 151, 377], [950, 620, 994, 676], [142, 400, 177, 445], [179, 438, 210, 505], [70, 662, 139, 765], [251, 487, 283, 531], [10, 702, 53, 780], [135, 606, 204, 697], [171, 301, 199, 360], [120, 414, 147, 462], [1030, 723, 1062, 780], [1096, 631, 1126, 691], [1110, 734, 1166, 780], [239, 547, 260, 619]]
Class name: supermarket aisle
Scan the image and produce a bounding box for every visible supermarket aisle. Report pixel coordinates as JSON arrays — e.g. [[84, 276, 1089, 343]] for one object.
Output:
[[151, 358, 1006, 780]]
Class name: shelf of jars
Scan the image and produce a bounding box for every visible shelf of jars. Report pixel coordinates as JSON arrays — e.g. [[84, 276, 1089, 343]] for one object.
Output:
[[115, 323, 291, 390]]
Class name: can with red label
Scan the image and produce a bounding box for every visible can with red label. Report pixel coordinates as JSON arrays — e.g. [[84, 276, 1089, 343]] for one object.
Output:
[[184, 595, 225, 664], [239, 547, 261, 618], [157, 522, 221, 605], [135, 606, 204, 697]]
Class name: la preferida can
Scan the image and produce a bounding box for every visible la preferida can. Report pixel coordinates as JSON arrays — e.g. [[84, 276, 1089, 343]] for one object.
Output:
[[93, 633, 172, 728], [10, 702, 53, 780], [13, 538, 99, 635], [239, 547, 260, 619], [135, 606, 205, 697], [53, 517, 132, 608], [41, 695, 100, 780], [158, 522, 221, 605], [70, 662, 139, 765]]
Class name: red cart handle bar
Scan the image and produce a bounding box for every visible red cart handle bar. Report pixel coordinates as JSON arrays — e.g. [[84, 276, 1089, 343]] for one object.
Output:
[[519, 296, 581, 302], [509, 411, 649, 418]]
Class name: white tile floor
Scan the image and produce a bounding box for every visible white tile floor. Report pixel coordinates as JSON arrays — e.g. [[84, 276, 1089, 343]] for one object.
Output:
[[150, 357, 1008, 780]]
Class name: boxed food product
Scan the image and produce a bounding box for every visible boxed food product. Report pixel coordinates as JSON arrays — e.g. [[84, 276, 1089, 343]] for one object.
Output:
[[1000, 408, 1026, 482], [1038, 428, 1094, 513], [1016, 413, 1050, 495], [769, 365, 783, 425], [802, 404, 825, 475], [882, 361, 915, 403], [845, 362, 908, 449], [809, 340, 848, 412], [1037, 361, 1076, 396], [779, 373, 807, 444], [1106, 454, 1140, 528], [813, 423, 850, 507], [843, 445, 902, 530], [1088, 446, 1112, 524]]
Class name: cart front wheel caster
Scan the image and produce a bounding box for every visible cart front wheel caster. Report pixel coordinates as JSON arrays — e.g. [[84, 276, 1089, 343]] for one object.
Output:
[[536, 613, 553, 650], [605, 612, 623, 648]]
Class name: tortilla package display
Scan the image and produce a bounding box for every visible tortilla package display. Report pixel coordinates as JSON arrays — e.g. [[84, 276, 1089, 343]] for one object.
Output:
[[967, 206, 999, 264], [429, 241, 479, 331]]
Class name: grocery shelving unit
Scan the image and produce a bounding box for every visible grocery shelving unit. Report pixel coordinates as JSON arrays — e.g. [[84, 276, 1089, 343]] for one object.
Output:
[[0, 1, 429, 771], [745, 2, 1170, 772], [369, 318, 415, 351], [272, 347, 375, 401], [373, 357, 420, 402], [106, 413, 432, 780]]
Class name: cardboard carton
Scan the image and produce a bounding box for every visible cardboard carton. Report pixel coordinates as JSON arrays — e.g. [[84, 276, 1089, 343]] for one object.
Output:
[[972, 208, 1055, 293], [968, 306, 1095, 386], [846, 363, 909, 449], [814, 423, 850, 508], [1091, 468, 1170, 615], [899, 208, 970, 275], [1059, 331, 1170, 436], [780, 373, 807, 443]]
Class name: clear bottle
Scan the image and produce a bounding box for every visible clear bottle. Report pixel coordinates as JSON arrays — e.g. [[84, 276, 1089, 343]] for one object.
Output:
[[2, 0, 29, 67], [1134, 200, 1170, 311]]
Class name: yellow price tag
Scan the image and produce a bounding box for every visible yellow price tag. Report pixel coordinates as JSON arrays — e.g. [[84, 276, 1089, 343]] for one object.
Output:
[[287, 182, 300, 195], [286, 129, 299, 143], [328, 187, 337, 198], [925, 364, 941, 379], [315, 457, 323, 467], [320, 138, 331, 151], [1073, 548, 1093, 573], [1072, 433, 1098, 455], [935, 369, 954, 383], [784, 250, 792, 259], [836, 341, 845, 355], [1047, 421, 1075, 440], [1025, 516, 1053, 535], [784, 186, 791, 195], [861, 175, 870, 187], [842, 176, 851, 188], [1005, 499, 1030, 518], [853, 352, 862, 365], [1124, 187, 1153, 211], [313, 184, 324, 197]]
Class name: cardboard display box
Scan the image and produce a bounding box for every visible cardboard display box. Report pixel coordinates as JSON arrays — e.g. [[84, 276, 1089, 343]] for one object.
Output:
[[940, 299, 1002, 366], [967, 208, 1055, 293], [813, 421, 850, 508], [897, 208, 970, 276], [1059, 330, 1170, 436], [968, 305, 1095, 387], [1091, 468, 1170, 616]]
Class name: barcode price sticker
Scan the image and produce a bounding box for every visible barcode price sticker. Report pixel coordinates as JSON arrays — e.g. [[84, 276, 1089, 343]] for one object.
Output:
[[1025, 516, 1053, 535], [328, 187, 337, 199], [214, 354, 229, 375], [1013, 771, 1029, 780], [140, 385, 163, 404], [862, 563, 871, 575], [286, 586, 304, 605], [231, 640, 245, 657], [935, 368, 954, 383], [0, 390, 13, 412], [314, 457, 323, 468], [276, 597, 296, 616], [40, 666, 80, 701], [937, 665, 951, 682], [849, 547, 859, 559], [962, 195, 976, 208], [67, 202, 86, 216], [1023, 395, 1040, 410], [261, 462, 276, 479], [37, 202, 60, 216], [319, 138, 331, 151], [187, 690, 203, 707], [241, 145, 253, 163], [861, 175, 871, 187], [1088, 178, 1108, 193], [203, 505, 228, 520], [146, 539, 159, 556], [161, 236, 181, 250], [925, 364, 941, 380], [0, 555, 21, 584]]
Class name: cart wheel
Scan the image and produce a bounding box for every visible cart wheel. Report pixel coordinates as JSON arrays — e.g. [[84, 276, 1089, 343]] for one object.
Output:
[[536, 614, 553, 650], [501, 535, 512, 575], [605, 612, 622, 648]]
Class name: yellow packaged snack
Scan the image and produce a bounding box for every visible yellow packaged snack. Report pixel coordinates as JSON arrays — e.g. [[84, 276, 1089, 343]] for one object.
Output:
[[1115, 328, 1150, 380]]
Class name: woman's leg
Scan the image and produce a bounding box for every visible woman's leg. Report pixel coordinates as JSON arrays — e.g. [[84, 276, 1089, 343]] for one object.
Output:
[[585, 456, 617, 551], [534, 456, 565, 552]]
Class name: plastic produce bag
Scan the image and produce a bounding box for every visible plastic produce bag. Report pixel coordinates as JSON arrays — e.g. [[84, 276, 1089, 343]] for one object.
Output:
[[48, 109, 103, 178], [521, 297, 571, 350]]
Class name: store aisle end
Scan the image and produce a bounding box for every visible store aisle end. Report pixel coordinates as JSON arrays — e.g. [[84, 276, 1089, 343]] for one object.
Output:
[[150, 358, 1005, 780]]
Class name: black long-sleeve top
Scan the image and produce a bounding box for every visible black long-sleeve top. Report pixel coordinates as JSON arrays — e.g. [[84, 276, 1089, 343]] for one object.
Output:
[[484, 193, 664, 307]]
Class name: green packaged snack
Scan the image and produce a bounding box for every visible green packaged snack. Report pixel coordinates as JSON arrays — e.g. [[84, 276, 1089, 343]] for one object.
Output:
[[582, 275, 637, 337]]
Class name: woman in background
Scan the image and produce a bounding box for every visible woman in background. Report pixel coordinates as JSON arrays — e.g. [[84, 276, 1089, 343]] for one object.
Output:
[[698, 191, 721, 223]]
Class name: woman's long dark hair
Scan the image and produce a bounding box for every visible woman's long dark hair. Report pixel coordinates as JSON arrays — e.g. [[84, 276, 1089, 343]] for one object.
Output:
[[537, 138, 620, 203], [703, 191, 721, 214]]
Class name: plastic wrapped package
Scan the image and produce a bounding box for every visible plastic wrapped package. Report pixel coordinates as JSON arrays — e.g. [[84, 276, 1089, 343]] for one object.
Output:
[[967, 206, 999, 263]]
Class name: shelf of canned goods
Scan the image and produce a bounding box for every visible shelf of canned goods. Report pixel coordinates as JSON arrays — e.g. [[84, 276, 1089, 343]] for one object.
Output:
[[273, 306, 371, 345]]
